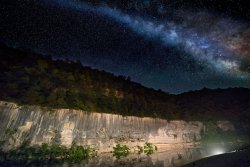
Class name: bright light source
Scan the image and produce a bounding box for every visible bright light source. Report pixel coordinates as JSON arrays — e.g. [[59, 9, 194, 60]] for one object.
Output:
[[212, 148, 225, 155]]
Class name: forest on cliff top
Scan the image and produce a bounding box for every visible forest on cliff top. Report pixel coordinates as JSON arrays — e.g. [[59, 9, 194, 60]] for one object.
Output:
[[0, 43, 249, 123]]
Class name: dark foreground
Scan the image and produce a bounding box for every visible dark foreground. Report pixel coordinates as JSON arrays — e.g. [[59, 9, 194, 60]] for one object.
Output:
[[183, 149, 250, 167]]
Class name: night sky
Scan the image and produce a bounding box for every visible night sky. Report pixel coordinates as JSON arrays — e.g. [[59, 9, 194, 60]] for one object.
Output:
[[0, 0, 250, 93]]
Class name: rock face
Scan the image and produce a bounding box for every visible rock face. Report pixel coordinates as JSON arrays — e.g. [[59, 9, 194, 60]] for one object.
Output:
[[0, 101, 234, 152]]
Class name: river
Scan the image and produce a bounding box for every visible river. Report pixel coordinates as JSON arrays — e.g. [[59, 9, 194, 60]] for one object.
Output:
[[0, 145, 233, 167]]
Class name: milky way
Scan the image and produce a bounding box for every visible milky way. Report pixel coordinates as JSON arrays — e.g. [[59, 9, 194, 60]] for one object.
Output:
[[46, 0, 250, 78], [1, 0, 250, 93]]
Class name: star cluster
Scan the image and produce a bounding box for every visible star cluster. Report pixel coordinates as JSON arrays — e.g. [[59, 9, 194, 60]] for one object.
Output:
[[0, 0, 249, 93]]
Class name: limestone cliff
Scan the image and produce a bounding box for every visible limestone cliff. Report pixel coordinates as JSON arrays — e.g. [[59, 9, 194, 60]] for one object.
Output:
[[0, 101, 235, 152]]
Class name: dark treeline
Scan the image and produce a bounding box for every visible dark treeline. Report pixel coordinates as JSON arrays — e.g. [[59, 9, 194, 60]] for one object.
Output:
[[0, 43, 250, 123], [0, 43, 174, 119]]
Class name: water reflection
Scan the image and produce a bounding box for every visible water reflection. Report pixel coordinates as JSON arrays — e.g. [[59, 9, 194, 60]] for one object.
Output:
[[2, 141, 244, 167], [0, 148, 208, 167]]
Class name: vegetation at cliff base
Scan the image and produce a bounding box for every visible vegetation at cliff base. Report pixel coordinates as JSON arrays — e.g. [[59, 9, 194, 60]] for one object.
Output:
[[0, 143, 96, 163], [113, 144, 130, 159], [112, 143, 157, 158], [143, 143, 157, 155]]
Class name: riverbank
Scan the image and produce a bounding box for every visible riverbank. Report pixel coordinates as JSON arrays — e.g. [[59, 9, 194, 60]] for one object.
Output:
[[183, 149, 250, 167]]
